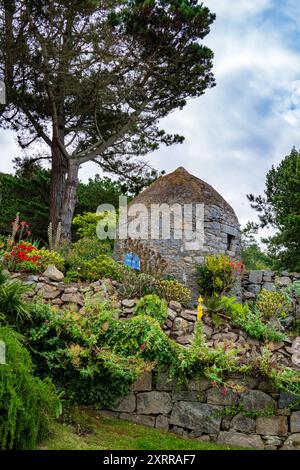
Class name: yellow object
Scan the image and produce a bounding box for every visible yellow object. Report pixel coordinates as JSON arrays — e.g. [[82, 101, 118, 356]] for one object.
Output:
[[197, 296, 204, 321]]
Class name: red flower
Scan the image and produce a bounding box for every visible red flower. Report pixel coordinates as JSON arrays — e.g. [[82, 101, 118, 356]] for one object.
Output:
[[211, 380, 217, 387], [220, 387, 228, 396], [140, 343, 146, 351]]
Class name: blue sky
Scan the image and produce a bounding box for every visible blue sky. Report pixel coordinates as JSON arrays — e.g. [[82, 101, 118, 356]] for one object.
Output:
[[1, 0, 300, 234]]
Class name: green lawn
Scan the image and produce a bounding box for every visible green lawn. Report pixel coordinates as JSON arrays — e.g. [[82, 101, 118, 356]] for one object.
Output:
[[38, 407, 241, 450]]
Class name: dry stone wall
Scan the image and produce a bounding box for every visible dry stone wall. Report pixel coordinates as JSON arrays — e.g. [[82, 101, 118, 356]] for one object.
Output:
[[100, 371, 300, 450]]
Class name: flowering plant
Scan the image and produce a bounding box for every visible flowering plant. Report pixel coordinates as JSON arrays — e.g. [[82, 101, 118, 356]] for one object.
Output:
[[197, 296, 204, 321], [3, 242, 42, 272], [197, 254, 245, 296]]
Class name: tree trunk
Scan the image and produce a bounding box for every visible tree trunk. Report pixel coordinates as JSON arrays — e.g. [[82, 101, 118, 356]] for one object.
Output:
[[50, 144, 68, 233], [60, 159, 79, 241]]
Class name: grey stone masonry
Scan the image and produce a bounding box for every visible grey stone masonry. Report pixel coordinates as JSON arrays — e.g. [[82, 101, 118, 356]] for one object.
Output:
[[102, 371, 300, 450]]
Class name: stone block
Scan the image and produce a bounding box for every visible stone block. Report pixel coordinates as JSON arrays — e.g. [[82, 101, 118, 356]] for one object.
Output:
[[262, 283, 276, 292], [256, 416, 288, 436], [230, 413, 256, 433], [171, 426, 188, 437], [172, 391, 205, 402], [278, 391, 300, 410], [169, 301, 182, 313], [240, 390, 276, 413], [112, 393, 136, 413], [207, 388, 239, 406], [156, 415, 169, 431], [187, 378, 211, 392], [217, 431, 264, 449], [275, 276, 292, 287], [155, 372, 178, 391], [131, 372, 152, 392], [136, 391, 172, 415], [170, 402, 222, 433], [249, 271, 263, 284], [281, 433, 300, 450], [291, 411, 300, 433]]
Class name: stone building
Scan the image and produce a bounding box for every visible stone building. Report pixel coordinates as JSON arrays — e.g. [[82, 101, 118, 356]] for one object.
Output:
[[114, 167, 241, 299]]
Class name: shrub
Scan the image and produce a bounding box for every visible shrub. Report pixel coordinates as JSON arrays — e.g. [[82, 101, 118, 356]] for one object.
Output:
[[256, 289, 291, 320], [79, 255, 121, 282], [0, 325, 61, 449], [203, 295, 286, 343], [65, 237, 112, 280], [72, 211, 116, 249], [197, 254, 244, 296], [118, 268, 157, 298], [26, 304, 166, 406], [2, 241, 65, 273], [155, 279, 191, 306], [0, 276, 32, 330], [133, 295, 168, 325], [38, 248, 65, 272], [285, 280, 300, 297]]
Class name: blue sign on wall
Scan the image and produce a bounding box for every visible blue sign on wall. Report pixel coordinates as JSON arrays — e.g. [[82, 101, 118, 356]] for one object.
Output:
[[124, 252, 141, 271]]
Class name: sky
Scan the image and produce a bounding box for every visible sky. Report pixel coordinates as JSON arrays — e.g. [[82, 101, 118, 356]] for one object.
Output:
[[1, 0, 300, 236]]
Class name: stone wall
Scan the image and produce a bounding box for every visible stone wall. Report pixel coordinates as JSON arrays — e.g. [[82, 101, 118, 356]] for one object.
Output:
[[101, 371, 300, 450]]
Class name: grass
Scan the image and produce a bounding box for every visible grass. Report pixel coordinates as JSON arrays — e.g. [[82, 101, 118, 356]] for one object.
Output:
[[38, 407, 241, 451]]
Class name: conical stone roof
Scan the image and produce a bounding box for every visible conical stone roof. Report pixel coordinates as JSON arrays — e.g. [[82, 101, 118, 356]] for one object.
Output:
[[131, 167, 238, 219]]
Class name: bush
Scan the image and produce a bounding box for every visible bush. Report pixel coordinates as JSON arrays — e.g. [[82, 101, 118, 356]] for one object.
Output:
[[0, 325, 61, 449], [156, 279, 191, 306], [133, 295, 168, 325], [2, 241, 65, 273], [255, 288, 291, 320], [0, 276, 32, 330], [118, 268, 157, 298], [66, 237, 111, 273], [197, 255, 244, 296], [78, 255, 121, 282], [72, 211, 116, 250], [25, 303, 170, 406], [38, 248, 65, 272]]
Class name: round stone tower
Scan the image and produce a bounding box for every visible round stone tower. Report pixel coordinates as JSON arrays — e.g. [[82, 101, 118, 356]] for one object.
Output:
[[114, 167, 241, 300]]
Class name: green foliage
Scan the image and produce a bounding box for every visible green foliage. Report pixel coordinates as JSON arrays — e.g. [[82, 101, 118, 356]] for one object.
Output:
[[75, 175, 126, 215], [285, 280, 300, 297], [38, 248, 65, 272], [25, 303, 173, 406], [203, 295, 286, 343], [197, 255, 243, 296], [0, 170, 50, 241], [255, 289, 291, 320], [0, 277, 32, 330], [66, 237, 112, 276], [133, 294, 168, 325], [241, 244, 275, 270], [248, 148, 300, 270], [0, 325, 61, 449], [78, 255, 121, 282], [0, 170, 126, 243], [72, 212, 104, 239], [118, 268, 157, 298], [234, 309, 286, 343], [155, 279, 191, 306]]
